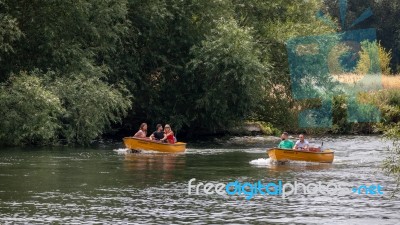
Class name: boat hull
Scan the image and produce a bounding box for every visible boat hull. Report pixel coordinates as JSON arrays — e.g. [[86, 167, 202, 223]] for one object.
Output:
[[123, 137, 186, 153], [267, 148, 334, 163]]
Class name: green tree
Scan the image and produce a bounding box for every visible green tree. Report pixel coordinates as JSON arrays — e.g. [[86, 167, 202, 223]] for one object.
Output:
[[0, 71, 63, 145], [0, 1, 133, 145], [1, 0, 129, 78], [232, 0, 334, 130], [50, 74, 132, 145], [121, 0, 234, 131], [0, 0, 367, 145], [187, 18, 268, 130], [0, 1, 22, 57], [323, 0, 400, 72]]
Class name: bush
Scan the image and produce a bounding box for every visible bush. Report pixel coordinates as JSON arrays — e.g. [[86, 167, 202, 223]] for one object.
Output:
[[51, 74, 132, 145], [361, 90, 400, 124], [0, 72, 63, 145], [356, 41, 392, 75], [0, 70, 132, 146]]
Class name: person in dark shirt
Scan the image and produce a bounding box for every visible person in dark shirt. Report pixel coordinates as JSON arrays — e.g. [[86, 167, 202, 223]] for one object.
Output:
[[149, 124, 165, 141]]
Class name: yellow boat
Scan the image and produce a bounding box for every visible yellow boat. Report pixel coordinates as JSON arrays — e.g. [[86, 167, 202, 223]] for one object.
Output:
[[267, 148, 334, 163], [123, 137, 186, 153]]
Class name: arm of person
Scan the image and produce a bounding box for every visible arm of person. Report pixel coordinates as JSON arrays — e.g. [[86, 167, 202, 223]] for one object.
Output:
[[293, 140, 299, 150], [134, 130, 146, 138], [160, 133, 167, 141], [304, 141, 310, 150]]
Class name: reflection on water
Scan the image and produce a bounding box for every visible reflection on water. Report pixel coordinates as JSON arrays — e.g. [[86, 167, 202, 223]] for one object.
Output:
[[0, 136, 399, 224], [123, 153, 185, 181]]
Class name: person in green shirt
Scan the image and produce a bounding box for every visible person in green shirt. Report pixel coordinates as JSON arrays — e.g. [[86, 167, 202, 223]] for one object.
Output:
[[278, 132, 294, 149]]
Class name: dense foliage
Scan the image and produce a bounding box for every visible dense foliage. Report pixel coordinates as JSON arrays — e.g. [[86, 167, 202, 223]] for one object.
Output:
[[187, 19, 267, 130], [0, 0, 400, 145], [356, 41, 392, 75], [50, 74, 132, 145], [0, 71, 62, 145], [323, 0, 400, 72]]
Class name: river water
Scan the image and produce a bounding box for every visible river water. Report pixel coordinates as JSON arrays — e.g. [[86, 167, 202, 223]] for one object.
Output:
[[0, 136, 399, 224]]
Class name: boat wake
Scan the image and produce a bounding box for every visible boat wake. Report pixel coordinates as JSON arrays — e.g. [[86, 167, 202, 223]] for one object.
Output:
[[113, 148, 131, 155], [113, 148, 181, 155], [249, 158, 333, 169], [249, 158, 272, 166]]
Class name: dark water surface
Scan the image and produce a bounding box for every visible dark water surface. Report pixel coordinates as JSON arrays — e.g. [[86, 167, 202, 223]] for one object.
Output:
[[0, 136, 399, 224]]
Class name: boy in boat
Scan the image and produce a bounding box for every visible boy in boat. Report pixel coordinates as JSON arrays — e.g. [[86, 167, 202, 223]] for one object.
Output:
[[293, 134, 309, 151], [134, 123, 148, 138], [278, 132, 294, 149], [149, 124, 165, 141]]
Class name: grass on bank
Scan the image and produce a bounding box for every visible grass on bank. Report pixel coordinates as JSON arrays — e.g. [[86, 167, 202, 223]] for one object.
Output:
[[331, 73, 400, 89]]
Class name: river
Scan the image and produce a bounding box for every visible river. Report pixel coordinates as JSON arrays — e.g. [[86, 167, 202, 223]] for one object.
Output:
[[0, 136, 399, 224]]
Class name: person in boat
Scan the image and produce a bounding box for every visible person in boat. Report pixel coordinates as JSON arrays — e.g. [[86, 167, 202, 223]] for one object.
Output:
[[149, 124, 165, 141], [278, 132, 294, 149], [134, 123, 148, 138], [293, 134, 309, 151], [161, 124, 175, 144]]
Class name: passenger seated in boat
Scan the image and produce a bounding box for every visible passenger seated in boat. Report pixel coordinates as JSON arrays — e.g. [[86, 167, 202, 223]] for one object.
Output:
[[149, 124, 165, 141], [278, 132, 294, 149], [134, 123, 148, 138], [293, 134, 309, 151], [161, 124, 175, 144]]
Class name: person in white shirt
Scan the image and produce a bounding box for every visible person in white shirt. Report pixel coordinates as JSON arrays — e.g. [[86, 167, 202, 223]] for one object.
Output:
[[293, 134, 309, 150]]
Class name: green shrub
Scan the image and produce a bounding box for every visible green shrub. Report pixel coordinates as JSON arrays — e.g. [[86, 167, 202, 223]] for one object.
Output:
[[363, 90, 400, 124], [356, 41, 392, 75], [331, 95, 351, 134], [51, 74, 132, 145], [387, 90, 400, 106], [0, 72, 63, 145], [0, 70, 132, 146]]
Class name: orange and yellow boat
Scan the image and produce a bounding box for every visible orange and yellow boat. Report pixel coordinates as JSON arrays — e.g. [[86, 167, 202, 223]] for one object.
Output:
[[267, 148, 334, 163], [123, 137, 186, 153]]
